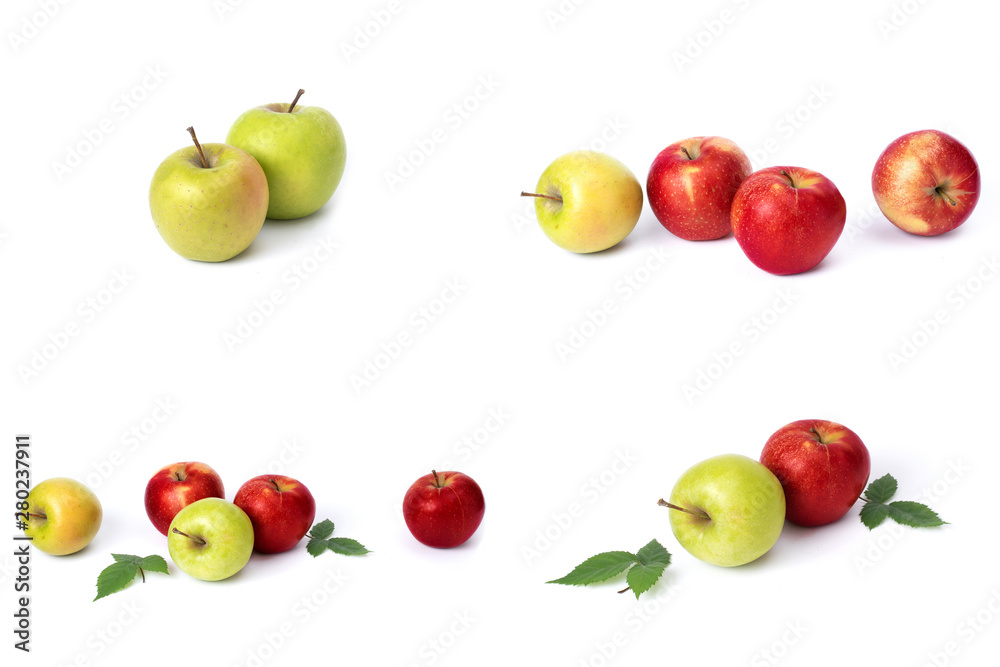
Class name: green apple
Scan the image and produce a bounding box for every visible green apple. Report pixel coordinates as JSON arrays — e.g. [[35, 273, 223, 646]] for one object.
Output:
[[167, 498, 254, 581], [523, 149, 643, 253], [660, 454, 785, 567], [226, 89, 347, 220], [149, 127, 268, 262], [23, 478, 103, 556]]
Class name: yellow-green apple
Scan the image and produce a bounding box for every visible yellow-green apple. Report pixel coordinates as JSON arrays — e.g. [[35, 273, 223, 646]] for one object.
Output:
[[149, 127, 268, 262], [659, 454, 784, 567], [759, 419, 870, 527], [23, 478, 102, 555], [167, 498, 254, 581], [731, 166, 846, 275], [403, 470, 485, 548], [144, 462, 225, 536], [872, 129, 980, 236], [233, 475, 316, 553], [522, 150, 643, 253], [647, 136, 751, 241], [226, 89, 347, 220]]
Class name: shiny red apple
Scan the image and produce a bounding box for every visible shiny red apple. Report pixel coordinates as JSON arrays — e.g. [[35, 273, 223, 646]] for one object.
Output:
[[759, 419, 870, 527], [403, 470, 485, 548], [233, 475, 316, 553], [872, 129, 980, 236], [731, 166, 846, 275], [144, 462, 225, 536], [647, 136, 751, 241]]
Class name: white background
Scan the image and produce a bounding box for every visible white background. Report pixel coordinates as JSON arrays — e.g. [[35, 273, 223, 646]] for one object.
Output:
[[3, 0, 999, 665]]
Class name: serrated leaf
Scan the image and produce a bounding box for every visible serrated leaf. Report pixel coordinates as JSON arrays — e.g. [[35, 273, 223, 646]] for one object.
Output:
[[635, 539, 671, 569], [306, 538, 329, 558], [308, 519, 335, 540], [95, 561, 139, 601], [546, 551, 637, 587], [137, 555, 169, 575], [860, 501, 891, 530], [864, 474, 898, 504], [886, 501, 947, 528], [325, 537, 371, 556], [624, 540, 671, 599], [111, 553, 140, 564]]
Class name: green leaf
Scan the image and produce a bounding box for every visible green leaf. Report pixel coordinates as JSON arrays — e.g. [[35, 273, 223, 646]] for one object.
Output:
[[625, 540, 671, 599], [308, 519, 335, 540], [95, 554, 170, 601], [137, 555, 169, 575], [546, 551, 637, 587], [864, 474, 898, 504], [95, 561, 139, 601], [306, 537, 329, 558], [886, 501, 947, 528], [325, 537, 371, 556], [860, 501, 891, 530]]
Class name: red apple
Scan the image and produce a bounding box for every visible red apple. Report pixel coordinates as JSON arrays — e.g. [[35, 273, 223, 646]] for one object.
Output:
[[731, 166, 846, 275], [403, 470, 485, 548], [144, 462, 225, 536], [647, 136, 752, 241], [233, 475, 316, 553], [759, 419, 870, 527], [871, 129, 980, 236]]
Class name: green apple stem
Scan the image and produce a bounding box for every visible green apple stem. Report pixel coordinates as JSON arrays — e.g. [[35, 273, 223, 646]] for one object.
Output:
[[26, 512, 46, 520], [288, 88, 305, 112], [520, 191, 563, 203], [657, 498, 711, 520], [172, 527, 207, 546], [186, 126, 208, 169]]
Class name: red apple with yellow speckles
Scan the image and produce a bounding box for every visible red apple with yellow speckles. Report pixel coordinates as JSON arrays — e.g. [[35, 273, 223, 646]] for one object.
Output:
[[647, 136, 751, 241], [233, 475, 316, 553], [731, 166, 846, 275], [145, 462, 225, 536], [872, 129, 980, 236], [403, 470, 485, 548], [760, 419, 870, 527]]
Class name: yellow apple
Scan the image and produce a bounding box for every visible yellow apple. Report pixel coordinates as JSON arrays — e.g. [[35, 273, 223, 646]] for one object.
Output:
[[24, 478, 103, 556]]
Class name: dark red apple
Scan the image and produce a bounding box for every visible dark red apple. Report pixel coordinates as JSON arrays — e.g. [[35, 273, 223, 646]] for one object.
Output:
[[759, 419, 870, 527], [872, 129, 980, 236], [731, 166, 846, 275], [233, 475, 316, 553], [144, 462, 225, 536], [647, 136, 751, 241], [403, 470, 485, 548]]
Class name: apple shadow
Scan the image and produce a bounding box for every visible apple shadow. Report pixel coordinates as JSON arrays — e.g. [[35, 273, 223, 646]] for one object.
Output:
[[219, 198, 340, 264]]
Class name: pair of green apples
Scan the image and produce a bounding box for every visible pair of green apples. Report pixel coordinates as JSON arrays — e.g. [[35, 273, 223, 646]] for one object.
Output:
[[149, 90, 346, 262]]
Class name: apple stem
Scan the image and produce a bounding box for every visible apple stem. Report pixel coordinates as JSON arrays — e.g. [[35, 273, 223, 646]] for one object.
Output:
[[27, 512, 46, 520], [809, 427, 826, 444], [657, 498, 711, 520], [186, 126, 208, 169], [520, 191, 563, 203], [172, 527, 207, 546], [935, 186, 957, 206], [681, 146, 693, 160], [780, 169, 796, 188], [288, 88, 305, 112], [431, 470, 442, 488]]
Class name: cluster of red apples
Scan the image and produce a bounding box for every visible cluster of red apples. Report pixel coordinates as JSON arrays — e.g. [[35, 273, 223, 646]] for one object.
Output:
[[528, 129, 980, 274]]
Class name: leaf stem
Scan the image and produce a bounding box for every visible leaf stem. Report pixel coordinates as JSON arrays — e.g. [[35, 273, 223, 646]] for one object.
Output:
[[617, 586, 631, 594]]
